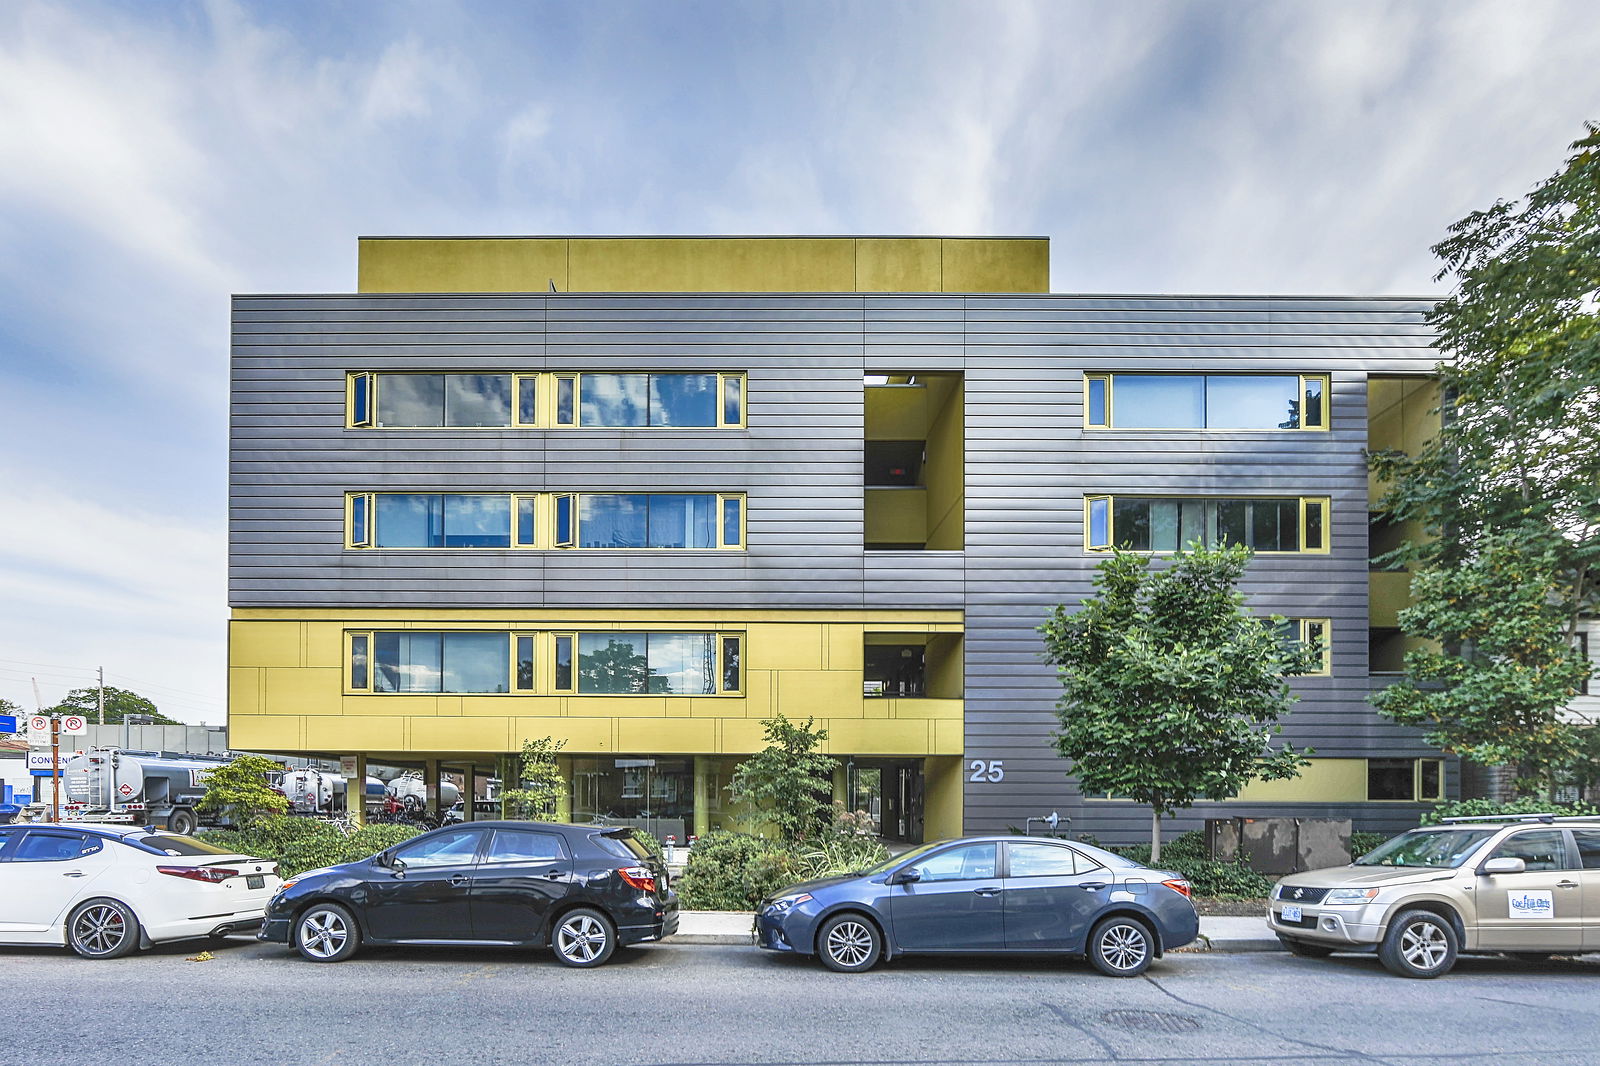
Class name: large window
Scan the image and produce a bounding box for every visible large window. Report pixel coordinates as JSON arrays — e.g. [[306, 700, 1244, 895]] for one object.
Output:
[[1268, 618, 1331, 675], [1085, 373, 1327, 431], [347, 630, 744, 696], [347, 492, 744, 550], [1367, 758, 1445, 802], [350, 371, 746, 429], [1085, 496, 1330, 553]]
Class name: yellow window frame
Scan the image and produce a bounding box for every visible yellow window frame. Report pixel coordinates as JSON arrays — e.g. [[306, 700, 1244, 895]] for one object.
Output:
[[718, 373, 747, 428], [348, 372, 375, 428], [1084, 495, 1331, 555], [1085, 495, 1111, 551], [345, 630, 375, 692], [550, 632, 577, 694], [512, 494, 543, 549], [717, 633, 745, 694], [512, 632, 537, 692], [346, 493, 375, 548], [553, 374, 579, 427], [513, 374, 540, 428], [1085, 373, 1110, 429], [1298, 618, 1332, 675], [1299, 374, 1330, 431], [1300, 497, 1331, 554], [1083, 372, 1331, 431], [1416, 758, 1445, 802], [717, 493, 746, 549]]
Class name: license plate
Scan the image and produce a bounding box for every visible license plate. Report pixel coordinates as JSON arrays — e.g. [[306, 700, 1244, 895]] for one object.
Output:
[[247, 875, 265, 890], [1282, 905, 1302, 923]]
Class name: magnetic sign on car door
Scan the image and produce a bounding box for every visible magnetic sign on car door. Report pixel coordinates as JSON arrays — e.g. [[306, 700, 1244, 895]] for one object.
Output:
[[1508, 891, 1554, 919]]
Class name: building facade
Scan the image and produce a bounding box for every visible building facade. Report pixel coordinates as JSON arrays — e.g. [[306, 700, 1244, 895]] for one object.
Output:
[[228, 235, 1443, 843]]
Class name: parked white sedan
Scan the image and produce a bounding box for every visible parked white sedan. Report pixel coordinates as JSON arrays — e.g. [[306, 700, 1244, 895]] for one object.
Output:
[[0, 823, 280, 958]]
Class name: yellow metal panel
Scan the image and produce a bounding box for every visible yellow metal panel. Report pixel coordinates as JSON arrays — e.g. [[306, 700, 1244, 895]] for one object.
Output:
[[854, 238, 942, 291], [865, 488, 928, 544], [343, 695, 438, 717], [746, 624, 823, 671], [411, 716, 510, 753], [886, 698, 964, 720], [264, 668, 342, 715], [824, 718, 931, 755], [1370, 571, 1413, 628], [358, 238, 568, 293], [307, 716, 407, 750], [925, 633, 964, 699], [229, 669, 261, 716], [518, 716, 612, 751], [719, 718, 769, 754], [233, 621, 303, 668], [569, 238, 856, 293], [864, 386, 930, 440], [461, 695, 560, 716], [776, 671, 863, 717], [924, 379, 965, 550], [619, 718, 716, 753], [922, 756, 964, 839], [932, 719, 964, 754], [688, 697, 743, 718], [229, 714, 294, 751], [824, 626, 864, 671], [941, 238, 1049, 293], [570, 696, 670, 718], [302, 623, 345, 668], [1231, 759, 1368, 803], [741, 669, 773, 716]]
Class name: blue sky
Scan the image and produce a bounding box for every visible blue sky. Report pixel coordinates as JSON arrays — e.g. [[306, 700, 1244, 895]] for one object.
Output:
[[2, 0, 1598, 723]]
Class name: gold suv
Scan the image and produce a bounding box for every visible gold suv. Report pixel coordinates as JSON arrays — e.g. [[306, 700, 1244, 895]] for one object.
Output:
[[1268, 814, 1600, 978]]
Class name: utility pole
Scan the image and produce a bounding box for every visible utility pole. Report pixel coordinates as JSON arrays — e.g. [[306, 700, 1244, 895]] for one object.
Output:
[[97, 666, 105, 726]]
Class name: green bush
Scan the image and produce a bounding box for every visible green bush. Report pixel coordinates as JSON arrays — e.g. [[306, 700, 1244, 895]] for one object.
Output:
[[795, 831, 890, 880], [1419, 797, 1600, 825], [203, 816, 421, 878], [1349, 831, 1390, 858], [676, 831, 800, 910], [1112, 831, 1274, 901]]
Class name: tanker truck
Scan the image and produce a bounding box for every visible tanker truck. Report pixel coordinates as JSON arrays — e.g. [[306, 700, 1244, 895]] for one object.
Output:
[[386, 769, 462, 812], [45, 749, 233, 835], [278, 768, 387, 815]]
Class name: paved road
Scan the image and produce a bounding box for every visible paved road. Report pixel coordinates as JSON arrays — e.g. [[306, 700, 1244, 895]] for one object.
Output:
[[10, 938, 1599, 1065]]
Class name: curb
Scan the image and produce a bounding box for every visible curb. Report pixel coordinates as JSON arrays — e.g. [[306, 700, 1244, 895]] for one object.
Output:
[[1175, 933, 1282, 954], [671, 933, 755, 946]]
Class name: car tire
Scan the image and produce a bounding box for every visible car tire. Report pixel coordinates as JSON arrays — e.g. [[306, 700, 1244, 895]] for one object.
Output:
[[294, 903, 361, 963], [552, 908, 616, 968], [1088, 915, 1155, 977], [66, 899, 141, 959], [1378, 909, 1457, 979], [167, 808, 199, 836], [1278, 936, 1335, 958], [817, 913, 882, 973]]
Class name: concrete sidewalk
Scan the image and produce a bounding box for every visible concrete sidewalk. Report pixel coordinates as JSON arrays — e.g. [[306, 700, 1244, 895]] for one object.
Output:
[[673, 910, 1279, 952]]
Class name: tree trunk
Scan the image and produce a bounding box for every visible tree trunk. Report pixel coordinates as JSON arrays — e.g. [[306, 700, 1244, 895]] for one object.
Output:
[[1150, 808, 1162, 864]]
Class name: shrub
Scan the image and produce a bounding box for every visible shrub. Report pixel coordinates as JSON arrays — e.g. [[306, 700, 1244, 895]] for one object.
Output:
[[795, 832, 890, 880], [1419, 797, 1600, 826], [203, 816, 421, 878], [1112, 831, 1273, 901], [1349, 831, 1389, 858], [676, 831, 799, 910]]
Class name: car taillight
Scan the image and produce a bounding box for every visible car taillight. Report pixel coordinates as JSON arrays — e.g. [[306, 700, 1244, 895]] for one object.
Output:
[[618, 866, 657, 893], [158, 865, 238, 883], [1162, 878, 1193, 898]]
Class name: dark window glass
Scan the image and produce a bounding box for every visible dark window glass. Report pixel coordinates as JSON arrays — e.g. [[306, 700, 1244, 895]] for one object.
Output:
[[127, 834, 233, 856], [650, 373, 718, 427], [1007, 842, 1088, 877], [516, 497, 535, 545], [721, 636, 741, 692], [1490, 830, 1570, 871], [1305, 621, 1328, 671], [592, 831, 652, 861], [1369, 511, 1407, 569], [554, 635, 574, 690], [351, 495, 369, 546], [517, 377, 537, 425], [722, 376, 742, 424], [484, 830, 565, 864], [515, 637, 534, 691], [1215, 500, 1248, 546], [1571, 829, 1600, 870], [578, 633, 649, 694], [556, 376, 575, 425], [377, 374, 445, 426], [351, 634, 370, 690], [1304, 500, 1324, 551], [394, 828, 484, 869], [1111, 375, 1204, 428], [1112, 498, 1152, 551], [580, 494, 649, 548], [1367, 758, 1415, 801], [908, 843, 997, 883], [15, 832, 98, 862], [647, 495, 716, 548], [555, 495, 574, 546], [375, 633, 442, 693], [1370, 628, 1407, 673], [352, 374, 372, 425], [1419, 759, 1442, 800], [581, 373, 648, 426], [1252, 499, 1299, 552], [1104, 497, 1309, 553], [441, 495, 511, 548], [375, 494, 441, 547], [444, 374, 512, 427], [1087, 376, 1106, 425], [1206, 375, 1301, 430], [441, 633, 508, 693], [722, 497, 741, 546], [1303, 376, 1324, 427], [1577, 633, 1590, 696]]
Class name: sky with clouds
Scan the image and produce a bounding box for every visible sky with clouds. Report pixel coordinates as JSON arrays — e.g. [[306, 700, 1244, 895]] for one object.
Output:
[[1, 0, 1598, 724]]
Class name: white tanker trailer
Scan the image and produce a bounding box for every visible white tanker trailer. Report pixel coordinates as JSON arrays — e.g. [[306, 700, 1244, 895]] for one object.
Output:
[[386, 770, 461, 812], [45, 749, 233, 835], [278, 769, 387, 814]]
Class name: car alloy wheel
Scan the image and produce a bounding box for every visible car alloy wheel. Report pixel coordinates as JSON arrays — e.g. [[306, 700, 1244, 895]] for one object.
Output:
[[1089, 917, 1153, 977], [817, 913, 881, 973], [68, 900, 140, 959], [553, 908, 616, 968], [1378, 909, 1457, 979], [296, 903, 360, 963]]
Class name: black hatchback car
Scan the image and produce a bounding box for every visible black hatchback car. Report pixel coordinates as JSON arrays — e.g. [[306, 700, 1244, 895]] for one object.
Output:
[[261, 821, 678, 967], [756, 836, 1198, 976]]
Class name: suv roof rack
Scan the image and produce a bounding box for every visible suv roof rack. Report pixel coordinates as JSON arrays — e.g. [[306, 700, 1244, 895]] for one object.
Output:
[[1438, 813, 1598, 825]]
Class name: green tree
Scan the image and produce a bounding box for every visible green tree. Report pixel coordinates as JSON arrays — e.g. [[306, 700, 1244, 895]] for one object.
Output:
[[197, 754, 288, 828], [728, 714, 838, 845], [1368, 124, 1600, 790], [1040, 544, 1317, 862], [50, 686, 181, 725], [0, 698, 21, 734], [501, 736, 567, 820]]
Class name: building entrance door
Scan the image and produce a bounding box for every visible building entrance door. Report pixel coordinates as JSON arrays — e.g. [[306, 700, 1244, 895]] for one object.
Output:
[[847, 759, 924, 843]]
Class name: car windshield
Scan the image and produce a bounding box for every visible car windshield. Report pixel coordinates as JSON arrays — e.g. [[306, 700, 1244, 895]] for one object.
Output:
[[860, 841, 944, 877], [1354, 828, 1498, 868]]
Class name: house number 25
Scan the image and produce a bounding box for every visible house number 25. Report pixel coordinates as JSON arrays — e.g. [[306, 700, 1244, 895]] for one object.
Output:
[[968, 759, 1004, 783]]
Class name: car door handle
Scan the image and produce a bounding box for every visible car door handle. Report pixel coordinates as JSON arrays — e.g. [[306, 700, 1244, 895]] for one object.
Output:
[[973, 886, 1002, 896], [1557, 881, 1579, 889], [448, 874, 471, 887], [1079, 883, 1108, 891], [62, 871, 86, 878], [543, 868, 563, 880]]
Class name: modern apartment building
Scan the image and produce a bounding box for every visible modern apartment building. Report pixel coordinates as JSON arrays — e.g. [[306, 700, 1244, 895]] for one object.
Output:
[[228, 235, 1444, 843]]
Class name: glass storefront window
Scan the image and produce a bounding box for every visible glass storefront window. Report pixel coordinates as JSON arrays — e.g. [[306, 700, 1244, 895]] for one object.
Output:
[[570, 756, 694, 843]]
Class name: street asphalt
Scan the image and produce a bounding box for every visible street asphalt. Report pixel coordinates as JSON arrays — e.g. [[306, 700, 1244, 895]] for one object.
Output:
[[11, 936, 1599, 1065]]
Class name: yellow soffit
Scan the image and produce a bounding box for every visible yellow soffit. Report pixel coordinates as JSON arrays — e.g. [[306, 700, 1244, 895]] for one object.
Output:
[[356, 236, 1049, 294]]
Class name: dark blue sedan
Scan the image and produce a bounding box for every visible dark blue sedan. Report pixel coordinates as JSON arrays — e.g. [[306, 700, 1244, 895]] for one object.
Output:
[[755, 836, 1198, 976]]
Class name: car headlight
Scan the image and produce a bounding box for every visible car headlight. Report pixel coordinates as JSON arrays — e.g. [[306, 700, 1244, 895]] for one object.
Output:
[[765, 893, 813, 914], [1323, 888, 1380, 906]]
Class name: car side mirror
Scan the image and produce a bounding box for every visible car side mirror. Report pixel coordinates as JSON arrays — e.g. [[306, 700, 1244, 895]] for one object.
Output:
[[891, 867, 922, 885], [1482, 856, 1526, 875], [388, 856, 407, 877]]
